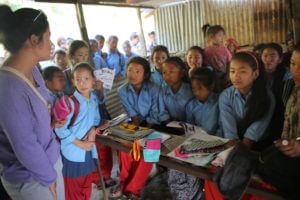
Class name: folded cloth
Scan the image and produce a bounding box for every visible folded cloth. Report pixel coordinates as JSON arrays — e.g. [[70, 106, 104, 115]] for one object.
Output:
[[180, 139, 226, 154]]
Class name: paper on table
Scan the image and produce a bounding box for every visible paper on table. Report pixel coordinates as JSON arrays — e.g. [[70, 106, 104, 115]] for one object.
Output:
[[167, 125, 229, 166], [166, 121, 182, 128], [94, 68, 115, 90]]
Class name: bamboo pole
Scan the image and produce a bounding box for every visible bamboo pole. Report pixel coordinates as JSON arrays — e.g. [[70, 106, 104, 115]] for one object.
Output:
[[136, 8, 147, 56]]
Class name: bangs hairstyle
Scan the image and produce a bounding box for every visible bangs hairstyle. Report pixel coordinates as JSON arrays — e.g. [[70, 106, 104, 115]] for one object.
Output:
[[190, 67, 215, 90], [261, 43, 283, 57], [151, 45, 170, 61], [231, 52, 270, 130], [68, 40, 89, 57], [164, 56, 189, 82], [187, 46, 205, 63], [206, 25, 225, 37], [127, 56, 151, 82], [53, 49, 66, 57], [292, 44, 300, 53], [71, 62, 94, 79], [0, 5, 49, 53]]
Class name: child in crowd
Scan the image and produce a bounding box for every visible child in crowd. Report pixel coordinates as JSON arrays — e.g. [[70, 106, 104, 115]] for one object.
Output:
[[42, 66, 66, 105], [186, 67, 219, 135], [148, 31, 157, 53], [186, 46, 205, 77], [57, 36, 67, 51], [67, 40, 116, 188], [53, 49, 69, 71], [122, 40, 139, 64], [205, 51, 275, 200], [150, 45, 169, 87], [158, 56, 193, 124], [55, 63, 104, 200], [225, 38, 240, 55], [89, 39, 108, 70], [107, 35, 126, 78], [112, 57, 160, 199], [204, 25, 232, 92], [64, 40, 90, 95], [261, 43, 295, 144], [219, 51, 275, 147], [169, 68, 219, 200]]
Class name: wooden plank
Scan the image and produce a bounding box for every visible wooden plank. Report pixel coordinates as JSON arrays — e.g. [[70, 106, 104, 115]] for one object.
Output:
[[74, 2, 95, 68], [136, 8, 147, 56], [34, 0, 154, 8]]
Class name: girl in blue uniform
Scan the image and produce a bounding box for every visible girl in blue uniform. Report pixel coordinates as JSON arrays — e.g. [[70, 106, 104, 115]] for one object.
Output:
[[113, 57, 159, 199], [55, 63, 105, 200], [150, 45, 169, 87], [219, 51, 275, 148], [158, 56, 194, 124], [186, 67, 219, 135]]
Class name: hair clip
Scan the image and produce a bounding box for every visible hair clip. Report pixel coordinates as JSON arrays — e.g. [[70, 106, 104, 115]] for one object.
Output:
[[33, 10, 43, 23]]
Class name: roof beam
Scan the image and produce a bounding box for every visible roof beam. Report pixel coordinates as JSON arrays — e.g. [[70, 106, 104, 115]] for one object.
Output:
[[34, 0, 155, 8]]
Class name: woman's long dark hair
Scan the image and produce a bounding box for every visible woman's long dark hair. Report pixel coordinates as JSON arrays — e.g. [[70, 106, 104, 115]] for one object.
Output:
[[232, 52, 271, 134]]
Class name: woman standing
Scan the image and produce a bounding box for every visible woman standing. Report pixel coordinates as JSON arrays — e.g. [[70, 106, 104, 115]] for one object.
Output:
[[0, 6, 64, 200]]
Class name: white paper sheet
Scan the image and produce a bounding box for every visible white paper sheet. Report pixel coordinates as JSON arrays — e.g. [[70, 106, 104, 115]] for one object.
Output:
[[94, 68, 115, 90]]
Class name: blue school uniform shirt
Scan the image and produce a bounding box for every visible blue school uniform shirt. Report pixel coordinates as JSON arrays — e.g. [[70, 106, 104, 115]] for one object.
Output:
[[151, 67, 166, 87], [124, 52, 139, 65], [55, 90, 102, 162], [93, 54, 108, 70], [219, 86, 275, 141], [186, 93, 219, 135], [158, 82, 194, 122], [63, 67, 73, 96], [118, 82, 160, 124], [107, 50, 126, 76]]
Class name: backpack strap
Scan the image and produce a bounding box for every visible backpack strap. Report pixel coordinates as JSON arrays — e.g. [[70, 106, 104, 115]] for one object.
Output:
[[68, 95, 80, 128]]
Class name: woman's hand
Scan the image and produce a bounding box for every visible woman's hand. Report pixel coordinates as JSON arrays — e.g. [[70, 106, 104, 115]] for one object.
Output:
[[49, 182, 57, 200], [274, 139, 300, 157], [53, 118, 68, 129]]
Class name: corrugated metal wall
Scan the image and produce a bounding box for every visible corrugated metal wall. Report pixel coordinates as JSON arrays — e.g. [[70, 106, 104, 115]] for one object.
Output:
[[105, 77, 127, 119], [155, 0, 205, 52], [155, 0, 288, 52]]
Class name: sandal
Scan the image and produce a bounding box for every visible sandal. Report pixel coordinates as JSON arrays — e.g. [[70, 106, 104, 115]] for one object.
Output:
[[109, 185, 124, 199], [97, 177, 117, 190]]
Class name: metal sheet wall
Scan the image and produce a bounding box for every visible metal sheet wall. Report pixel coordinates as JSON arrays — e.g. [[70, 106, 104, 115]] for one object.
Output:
[[154, 0, 205, 52], [105, 77, 127, 119], [154, 0, 288, 52]]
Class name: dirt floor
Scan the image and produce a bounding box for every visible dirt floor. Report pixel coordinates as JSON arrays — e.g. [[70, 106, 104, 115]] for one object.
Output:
[[90, 150, 173, 200]]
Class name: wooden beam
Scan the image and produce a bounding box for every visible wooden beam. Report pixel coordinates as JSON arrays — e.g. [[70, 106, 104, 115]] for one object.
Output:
[[291, 0, 300, 43], [34, 0, 155, 8], [75, 1, 95, 68], [136, 8, 147, 56]]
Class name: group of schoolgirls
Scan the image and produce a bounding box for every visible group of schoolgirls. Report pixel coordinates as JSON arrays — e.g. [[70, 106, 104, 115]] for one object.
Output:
[[43, 24, 296, 200], [112, 25, 296, 200]]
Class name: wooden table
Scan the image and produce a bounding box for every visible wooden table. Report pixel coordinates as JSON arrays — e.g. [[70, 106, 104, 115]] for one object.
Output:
[[96, 134, 285, 200]]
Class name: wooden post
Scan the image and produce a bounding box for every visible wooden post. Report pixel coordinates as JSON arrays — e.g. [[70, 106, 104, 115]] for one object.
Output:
[[136, 8, 147, 56], [75, 1, 95, 68], [291, 0, 300, 44]]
